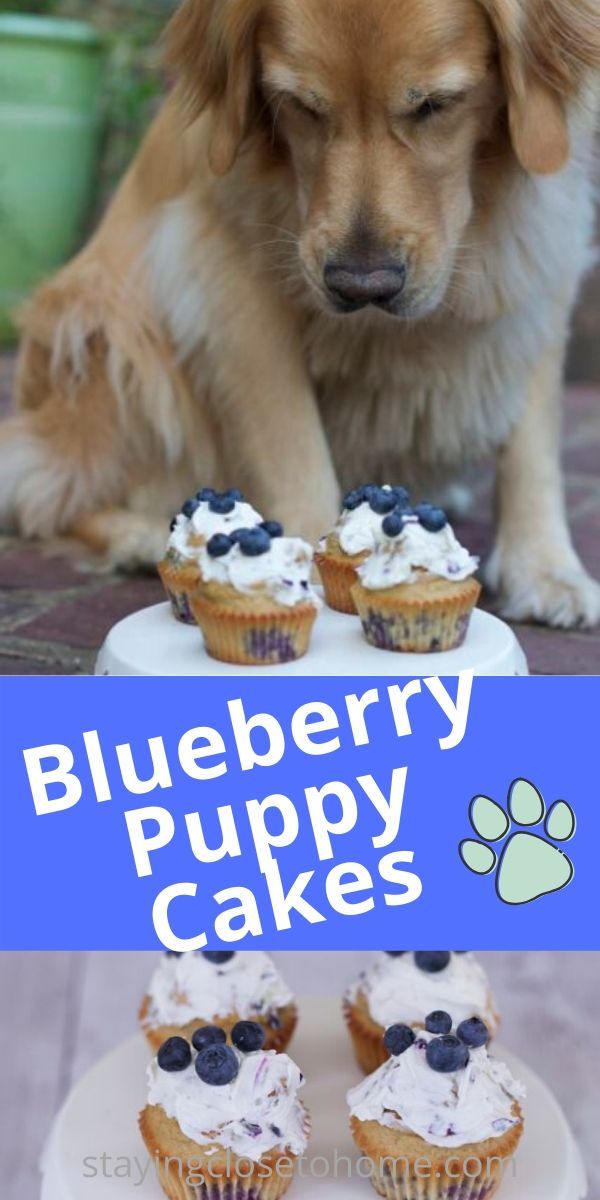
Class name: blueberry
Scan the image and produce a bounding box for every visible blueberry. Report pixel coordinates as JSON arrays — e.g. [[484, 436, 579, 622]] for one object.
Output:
[[457, 1017, 489, 1048], [232, 1020, 266, 1053], [343, 488, 366, 511], [414, 951, 451, 973], [207, 533, 233, 558], [383, 1024, 416, 1057], [196, 488, 216, 502], [382, 511, 406, 538], [209, 494, 236, 514], [238, 528, 272, 557], [426, 1035, 469, 1073], [182, 498, 200, 519], [260, 520, 284, 539], [369, 488, 398, 515], [425, 1011, 453, 1035], [384, 951, 406, 957], [202, 950, 236, 964], [392, 487, 411, 510], [225, 488, 245, 502], [164, 950, 183, 957], [191, 1025, 227, 1053], [414, 504, 448, 533], [169, 516, 178, 533], [195, 1043, 239, 1086], [157, 1036, 192, 1072]]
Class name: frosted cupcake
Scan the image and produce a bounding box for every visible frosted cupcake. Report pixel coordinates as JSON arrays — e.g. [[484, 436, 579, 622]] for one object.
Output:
[[191, 526, 320, 665], [351, 504, 480, 653], [140, 950, 298, 1054], [344, 952, 499, 1074], [348, 1017, 524, 1200], [158, 488, 264, 623], [140, 1021, 310, 1200], [315, 485, 411, 614]]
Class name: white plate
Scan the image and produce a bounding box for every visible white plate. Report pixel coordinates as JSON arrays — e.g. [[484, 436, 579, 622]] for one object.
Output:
[[96, 603, 528, 677], [41, 997, 586, 1200]]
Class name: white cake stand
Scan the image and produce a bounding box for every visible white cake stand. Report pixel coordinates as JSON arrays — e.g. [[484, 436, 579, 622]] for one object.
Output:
[[40, 997, 586, 1200], [96, 602, 528, 676]]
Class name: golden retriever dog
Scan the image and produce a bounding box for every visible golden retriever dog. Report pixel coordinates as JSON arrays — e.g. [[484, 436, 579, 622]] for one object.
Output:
[[0, 0, 599, 627]]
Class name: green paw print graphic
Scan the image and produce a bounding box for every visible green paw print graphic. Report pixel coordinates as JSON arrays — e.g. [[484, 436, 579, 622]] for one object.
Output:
[[459, 778, 576, 905]]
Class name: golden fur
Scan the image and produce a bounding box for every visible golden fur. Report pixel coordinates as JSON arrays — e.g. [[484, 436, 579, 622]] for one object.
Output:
[[1, 0, 599, 625]]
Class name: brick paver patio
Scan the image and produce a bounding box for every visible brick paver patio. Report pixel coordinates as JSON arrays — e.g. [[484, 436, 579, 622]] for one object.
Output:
[[0, 351, 598, 675]]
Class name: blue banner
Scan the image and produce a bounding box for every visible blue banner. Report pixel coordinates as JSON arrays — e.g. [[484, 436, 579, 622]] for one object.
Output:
[[0, 676, 596, 949]]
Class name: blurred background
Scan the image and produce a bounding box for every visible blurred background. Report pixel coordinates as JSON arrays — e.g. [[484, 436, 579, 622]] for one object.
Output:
[[0, 2, 599, 676]]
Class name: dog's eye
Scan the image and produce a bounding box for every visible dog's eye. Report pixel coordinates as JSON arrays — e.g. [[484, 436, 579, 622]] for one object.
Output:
[[288, 94, 324, 122], [414, 97, 448, 121], [413, 94, 463, 123]]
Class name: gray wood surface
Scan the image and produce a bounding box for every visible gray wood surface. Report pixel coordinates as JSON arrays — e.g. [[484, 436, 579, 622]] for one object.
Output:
[[0, 952, 597, 1200]]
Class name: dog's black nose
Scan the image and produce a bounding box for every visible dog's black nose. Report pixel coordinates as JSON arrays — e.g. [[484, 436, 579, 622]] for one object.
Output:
[[324, 261, 406, 311]]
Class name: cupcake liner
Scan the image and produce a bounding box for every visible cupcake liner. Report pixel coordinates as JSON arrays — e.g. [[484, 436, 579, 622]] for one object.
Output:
[[343, 998, 388, 1074], [153, 1156, 297, 1200], [139, 997, 298, 1056], [351, 577, 481, 653], [350, 1113, 523, 1200], [191, 596, 318, 666], [158, 560, 200, 625], [140, 1105, 310, 1200], [314, 550, 366, 614], [366, 1161, 506, 1200]]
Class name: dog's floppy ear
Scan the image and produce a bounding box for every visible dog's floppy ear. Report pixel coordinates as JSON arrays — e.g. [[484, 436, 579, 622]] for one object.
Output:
[[481, 0, 600, 175], [165, 0, 262, 175]]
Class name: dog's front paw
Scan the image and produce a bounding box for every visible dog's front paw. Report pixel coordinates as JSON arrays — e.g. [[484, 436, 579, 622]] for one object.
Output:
[[485, 544, 600, 630]]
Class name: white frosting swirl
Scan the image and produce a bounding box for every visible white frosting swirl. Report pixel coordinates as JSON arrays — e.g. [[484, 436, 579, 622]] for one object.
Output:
[[200, 536, 320, 609], [146, 951, 294, 1027], [357, 519, 478, 590], [347, 952, 497, 1032], [147, 1047, 308, 1161], [348, 1032, 525, 1148], [327, 487, 399, 557], [167, 500, 264, 561]]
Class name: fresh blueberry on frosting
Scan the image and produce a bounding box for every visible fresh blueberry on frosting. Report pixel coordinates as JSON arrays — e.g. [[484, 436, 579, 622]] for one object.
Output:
[[414, 951, 451, 973], [457, 1016, 490, 1048], [426, 1033, 470, 1073], [238, 527, 272, 556], [202, 950, 236, 964], [195, 1043, 240, 1086], [425, 1010, 453, 1035], [382, 511, 407, 538], [343, 488, 365, 511], [210, 494, 236, 515], [414, 503, 448, 533], [182, 497, 200, 519], [383, 1024, 416, 1056], [232, 1020, 267, 1053], [369, 487, 399, 515], [207, 533, 234, 558], [384, 950, 406, 957], [158, 1036, 193, 1072], [260, 520, 284, 539], [196, 487, 217, 501], [191, 1025, 227, 1053]]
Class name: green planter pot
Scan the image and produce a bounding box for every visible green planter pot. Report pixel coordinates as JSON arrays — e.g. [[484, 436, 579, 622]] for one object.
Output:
[[0, 14, 106, 341]]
